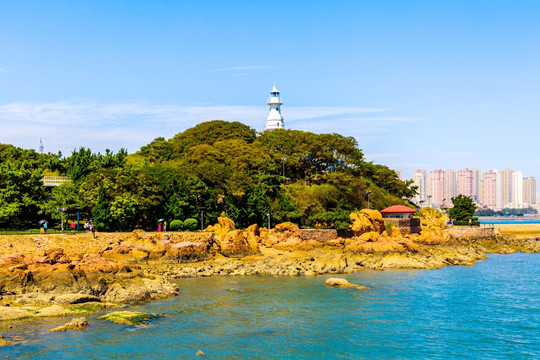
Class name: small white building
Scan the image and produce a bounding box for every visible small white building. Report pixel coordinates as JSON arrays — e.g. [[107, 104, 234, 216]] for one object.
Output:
[[265, 85, 284, 130]]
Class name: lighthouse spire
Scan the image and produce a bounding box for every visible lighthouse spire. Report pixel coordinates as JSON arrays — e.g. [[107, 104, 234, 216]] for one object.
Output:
[[265, 84, 284, 130]]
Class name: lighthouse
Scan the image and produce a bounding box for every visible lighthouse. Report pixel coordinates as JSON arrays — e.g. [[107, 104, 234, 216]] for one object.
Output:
[[265, 85, 284, 130]]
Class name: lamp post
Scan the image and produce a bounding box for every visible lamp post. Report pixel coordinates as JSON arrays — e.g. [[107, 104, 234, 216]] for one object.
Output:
[[75, 207, 81, 231], [266, 213, 271, 229], [366, 190, 372, 209], [56, 208, 66, 233], [427, 195, 432, 208], [199, 206, 206, 231]]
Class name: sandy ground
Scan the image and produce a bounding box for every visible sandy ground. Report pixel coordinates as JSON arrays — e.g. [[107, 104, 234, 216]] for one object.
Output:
[[494, 224, 540, 237]]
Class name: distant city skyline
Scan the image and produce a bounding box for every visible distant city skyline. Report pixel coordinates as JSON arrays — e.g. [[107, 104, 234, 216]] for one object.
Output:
[[1, 2, 540, 180], [408, 167, 538, 210]]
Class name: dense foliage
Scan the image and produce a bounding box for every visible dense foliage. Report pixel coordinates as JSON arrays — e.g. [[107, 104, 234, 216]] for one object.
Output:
[[0, 121, 415, 230], [449, 195, 477, 221]]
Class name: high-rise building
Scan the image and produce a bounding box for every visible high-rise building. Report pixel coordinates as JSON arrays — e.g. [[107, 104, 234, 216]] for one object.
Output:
[[429, 169, 444, 207], [512, 171, 523, 208], [443, 169, 456, 205], [523, 177, 537, 206], [471, 168, 481, 202], [499, 169, 513, 208], [412, 169, 428, 205], [481, 170, 497, 209], [495, 169, 502, 209], [457, 168, 473, 198]]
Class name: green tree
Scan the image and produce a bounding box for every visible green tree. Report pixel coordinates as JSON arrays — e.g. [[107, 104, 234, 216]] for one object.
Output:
[[449, 194, 477, 221], [92, 185, 112, 230]]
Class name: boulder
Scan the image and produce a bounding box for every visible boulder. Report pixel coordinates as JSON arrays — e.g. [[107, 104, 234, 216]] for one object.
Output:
[[214, 229, 254, 258], [49, 317, 89, 332], [325, 278, 367, 290], [350, 209, 385, 236]]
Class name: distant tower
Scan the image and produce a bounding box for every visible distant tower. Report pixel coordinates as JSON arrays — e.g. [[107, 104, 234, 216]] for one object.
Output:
[[265, 85, 284, 130], [39, 138, 44, 154]]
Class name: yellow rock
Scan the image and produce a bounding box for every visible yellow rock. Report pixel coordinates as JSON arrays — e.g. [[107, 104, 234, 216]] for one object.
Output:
[[358, 231, 379, 242], [350, 209, 385, 236], [389, 227, 401, 238], [275, 222, 302, 237], [419, 208, 448, 230], [360, 209, 383, 222]]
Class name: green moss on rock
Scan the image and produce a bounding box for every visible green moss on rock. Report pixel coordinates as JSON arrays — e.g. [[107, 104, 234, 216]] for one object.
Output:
[[98, 311, 159, 325]]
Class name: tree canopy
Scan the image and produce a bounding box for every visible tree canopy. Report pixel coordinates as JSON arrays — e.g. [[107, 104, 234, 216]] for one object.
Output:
[[449, 194, 477, 221], [0, 121, 416, 231]]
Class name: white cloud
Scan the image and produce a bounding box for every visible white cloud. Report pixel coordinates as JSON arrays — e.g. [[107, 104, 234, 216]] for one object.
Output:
[[0, 101, 414, 156], [0, 68, 7, 73]]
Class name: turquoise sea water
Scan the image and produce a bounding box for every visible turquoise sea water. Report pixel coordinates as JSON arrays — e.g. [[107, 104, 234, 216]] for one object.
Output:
[[2, 253, 540, 359], [480, 219, 540, 225]]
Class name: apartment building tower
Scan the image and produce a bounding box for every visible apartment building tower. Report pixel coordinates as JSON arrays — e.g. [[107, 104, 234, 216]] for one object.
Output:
[[456, 168, 474, 198], [429, 169, 444, 207], [481, 170, 497, 209], [523, 177, 537, 206]]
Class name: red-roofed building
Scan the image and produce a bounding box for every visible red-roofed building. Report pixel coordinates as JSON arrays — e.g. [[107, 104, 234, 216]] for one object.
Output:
[[380, 205, 421, 234], [380, 205, 417, 218]]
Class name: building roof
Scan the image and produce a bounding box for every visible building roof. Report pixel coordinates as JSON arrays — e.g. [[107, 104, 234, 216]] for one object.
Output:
[[380, 205, 417, 214]]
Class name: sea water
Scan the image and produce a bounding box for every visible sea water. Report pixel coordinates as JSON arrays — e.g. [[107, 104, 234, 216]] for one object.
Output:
[[2, 253, 540, 359], [480, 219, 540, 225]]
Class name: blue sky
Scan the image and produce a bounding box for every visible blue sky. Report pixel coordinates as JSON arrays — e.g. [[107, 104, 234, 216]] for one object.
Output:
[[1, 1, 539, 180]]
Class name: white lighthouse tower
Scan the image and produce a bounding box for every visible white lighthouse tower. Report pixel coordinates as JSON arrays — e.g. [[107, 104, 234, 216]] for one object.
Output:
[[265, 85, 284, 130]]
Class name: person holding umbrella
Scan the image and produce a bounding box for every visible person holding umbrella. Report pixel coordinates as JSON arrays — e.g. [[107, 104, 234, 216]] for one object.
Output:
[[39, 220, 47, 234], [157, 219, 164, 232]]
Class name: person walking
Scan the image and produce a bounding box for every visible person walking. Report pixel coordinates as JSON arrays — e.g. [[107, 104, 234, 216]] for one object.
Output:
[[163, 221, 167, 232], [70, 221, 76, 234], [91, 223, 97, 238], [43, 221, 48, 234], [157, 222, 162, 232], [469, 218, 473, 227]]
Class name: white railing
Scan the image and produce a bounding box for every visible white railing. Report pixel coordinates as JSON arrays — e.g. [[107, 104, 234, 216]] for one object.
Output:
[[267, 97, 283, 104], [43, 176, 71, 187]]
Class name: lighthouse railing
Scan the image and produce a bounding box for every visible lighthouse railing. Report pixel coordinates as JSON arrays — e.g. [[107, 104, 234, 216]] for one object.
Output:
[[267, 97, 283, 104]]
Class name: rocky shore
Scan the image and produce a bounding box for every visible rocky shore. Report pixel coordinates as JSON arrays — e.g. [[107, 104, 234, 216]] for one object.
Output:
[[0, 210, 539, 327]]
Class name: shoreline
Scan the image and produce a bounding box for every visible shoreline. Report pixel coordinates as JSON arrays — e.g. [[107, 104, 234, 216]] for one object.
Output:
[[0, 219, 539, 330]]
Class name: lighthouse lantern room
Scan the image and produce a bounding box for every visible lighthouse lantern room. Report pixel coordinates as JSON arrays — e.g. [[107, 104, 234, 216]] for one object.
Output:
[[265, 85, 284, 130]]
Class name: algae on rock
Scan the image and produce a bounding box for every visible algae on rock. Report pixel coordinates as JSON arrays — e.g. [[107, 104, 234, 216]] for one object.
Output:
[[98, 311, 160, 325]]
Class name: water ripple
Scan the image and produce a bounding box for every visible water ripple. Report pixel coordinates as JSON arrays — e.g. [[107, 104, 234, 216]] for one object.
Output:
[[2, 253, 540, 359]]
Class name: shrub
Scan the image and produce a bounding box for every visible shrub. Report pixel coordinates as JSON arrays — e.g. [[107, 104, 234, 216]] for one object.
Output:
[[169, 220, 183, 231], [453, 220, 480, 226], [183, 218, 199, 231]]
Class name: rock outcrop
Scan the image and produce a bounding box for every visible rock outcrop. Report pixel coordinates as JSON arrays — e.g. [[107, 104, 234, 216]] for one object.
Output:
[[207, 217, 257, 257], [49, 317, 89, 332], [0, 248, 180, 303], [99, 311, 160, 325], [1, 212, 539, 323], [350, 210, 385, 236], [325, 277, 367, 289]]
